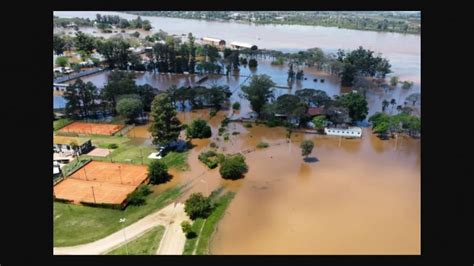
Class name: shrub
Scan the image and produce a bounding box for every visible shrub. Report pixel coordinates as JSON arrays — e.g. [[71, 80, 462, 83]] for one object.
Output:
[[181, 221, 192, 233], [126, 184, 151, 206], [221, 117, 230, 127], [243, 122, 253, 128], [107, 143, 118, 149], [186, 119, 212, 139], [219, 154, 248, 180], [265, 119, 280, 128], [148, 160, 169, 184], [232, 131, 240, 135], [248, 58, 258, 68], [218, 127, 226, 136], [209, 142, 217, 148], [223, 133, 230, 141], [184, 193, 213, 220], [216, 153, 226, 164], [209, 109, 217, 117], [256, 142, 269, 149], [232, 102, 241, 110], [198, 150, 223, 169]]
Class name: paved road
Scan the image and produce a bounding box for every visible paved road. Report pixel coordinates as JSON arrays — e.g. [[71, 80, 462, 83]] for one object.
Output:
[[54, 203, 190, 255]]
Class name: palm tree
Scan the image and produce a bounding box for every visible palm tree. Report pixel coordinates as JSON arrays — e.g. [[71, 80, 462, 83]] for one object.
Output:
[[382, 99, 389, 112]]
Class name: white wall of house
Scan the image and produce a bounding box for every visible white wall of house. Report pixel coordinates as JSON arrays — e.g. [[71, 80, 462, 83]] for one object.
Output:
[[324, 127, 362, 138]]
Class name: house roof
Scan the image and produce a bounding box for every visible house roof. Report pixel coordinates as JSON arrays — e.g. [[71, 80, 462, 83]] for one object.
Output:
[[53, 136, 90, 146], [307, 107, 325, 116], [230, 41, 255, 49]]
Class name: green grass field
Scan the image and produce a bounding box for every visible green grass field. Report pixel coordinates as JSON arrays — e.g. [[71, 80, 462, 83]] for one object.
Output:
[[54, 186, 183, 247], [106, 225, 165, 255], [182, 191, 235, 255], [76, 134, 189, 170]]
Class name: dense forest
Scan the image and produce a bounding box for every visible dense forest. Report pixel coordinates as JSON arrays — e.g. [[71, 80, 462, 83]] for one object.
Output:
[[124, 11, 420, 34]]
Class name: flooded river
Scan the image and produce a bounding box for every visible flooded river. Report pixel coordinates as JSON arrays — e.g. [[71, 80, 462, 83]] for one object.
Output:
[[54, 11, 420, 85], [128, 110, 420, 254]]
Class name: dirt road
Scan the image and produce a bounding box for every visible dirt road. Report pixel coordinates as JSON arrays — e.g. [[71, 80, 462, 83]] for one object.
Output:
[[54, 203, 189, 255]]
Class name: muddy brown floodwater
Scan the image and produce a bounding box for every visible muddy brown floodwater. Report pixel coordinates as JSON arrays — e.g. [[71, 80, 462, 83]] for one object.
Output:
[[134, 109, 420, 254]]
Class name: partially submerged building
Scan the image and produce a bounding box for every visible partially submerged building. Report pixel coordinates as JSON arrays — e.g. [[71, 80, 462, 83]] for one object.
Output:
[[324, 127, 362, 138], [230, 41, 258, 50], [202, 37, 226, 48]]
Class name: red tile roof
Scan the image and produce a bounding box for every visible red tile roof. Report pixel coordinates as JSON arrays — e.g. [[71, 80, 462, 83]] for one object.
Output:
[[307, 106, 325, 116]]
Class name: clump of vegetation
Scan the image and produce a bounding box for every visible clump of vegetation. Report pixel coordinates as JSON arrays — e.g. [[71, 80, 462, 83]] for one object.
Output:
[[184, 193, 213, 220], [232, 102, 241, 111], [181, 221, 197, 239], [223, 133, 230, 141], [116, 96, 144, 123], [219, 154, 248, 180], [126, 184, 152, 206], [256, 142, 269, 149], [243, 122, 253, 128], [271, 56, 285, 65], [198, 150, 224, 169], [186, 119, 212, 139], [264, 119, 281, 128], [107, 143, 118, 149], [148, 160, 170, 184], [218, 127, 226, 136], [390, 76, 399, 87], [221, 117, 230, 127], [209, 142, 218, 149], [401, 81, 414, 90], [232, 131, 240, 135], [312, 115, 326, 133], [248, 58, 258, 68], [209, 109, 217, 117], [300, 140, 315, 159], [369, 112, 421, 137]]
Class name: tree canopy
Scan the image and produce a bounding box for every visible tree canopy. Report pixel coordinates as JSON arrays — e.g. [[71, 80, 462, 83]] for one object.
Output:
[[241, 74, 276, 117], [149, 93, 182, 147]]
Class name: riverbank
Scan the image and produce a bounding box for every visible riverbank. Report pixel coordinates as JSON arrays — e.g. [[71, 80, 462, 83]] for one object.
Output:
[[123, 11, 420, 35]]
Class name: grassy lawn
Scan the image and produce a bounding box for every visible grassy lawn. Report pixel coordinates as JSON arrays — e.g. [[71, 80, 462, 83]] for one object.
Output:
[[74, 135, 190, 170], [183, 218, 205, 255], [106, 225, 165, 255], [54, 118, 73, 131], [161, 151, 190, 171], [54, 186, 183, 247], [182, 190, 235, 255]]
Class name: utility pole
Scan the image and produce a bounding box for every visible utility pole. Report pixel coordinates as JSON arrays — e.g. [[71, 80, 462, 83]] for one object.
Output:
[[118, 165, 123, 184], [119, 218, 129, 255], [83, 167, 88, 181], [91, 186, 96, 203]]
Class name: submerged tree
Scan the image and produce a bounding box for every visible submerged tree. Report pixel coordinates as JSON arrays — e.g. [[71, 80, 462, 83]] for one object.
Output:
[[241, 74, 276, 117], [300, 140, 314, 159]]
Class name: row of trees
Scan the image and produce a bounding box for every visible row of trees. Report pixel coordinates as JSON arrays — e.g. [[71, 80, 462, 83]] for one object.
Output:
[[166, 85, 232, 111], [63, 71, 156, 120], [241, 74, 369, 127], [369, 112, 421, 137], [95, 14, 152, 31]]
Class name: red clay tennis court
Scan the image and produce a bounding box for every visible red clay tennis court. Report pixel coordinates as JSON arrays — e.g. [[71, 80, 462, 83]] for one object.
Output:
[[54, 161, 148, 205], [58, 122, 124, 136]]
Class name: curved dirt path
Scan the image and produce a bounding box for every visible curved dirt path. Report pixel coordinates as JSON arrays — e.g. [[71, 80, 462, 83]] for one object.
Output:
[[54, 202, 190, 255]]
